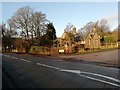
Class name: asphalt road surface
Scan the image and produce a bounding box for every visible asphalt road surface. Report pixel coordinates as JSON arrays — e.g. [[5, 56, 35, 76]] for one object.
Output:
[[59, 49, 119, 67], [2, 53, 120, 88]]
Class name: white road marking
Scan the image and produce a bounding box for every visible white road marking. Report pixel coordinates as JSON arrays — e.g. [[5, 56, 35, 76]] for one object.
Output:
[[3, 55, 120, 87], [58, 60, 64, 62], [20, 59, 31, 63], [81, 71, 120, 83], [4, 55, 10, 57], [60, 69, 120, 83], [11, 56, 18, 59], [79, 74, 120, 87], [36, 62, 120, 87], [37, 63, 41, 65], [41, 63, 60, 70], [60, 69, 81, 74], [37, 63, 60, 70], [4, 55, 31, 63], [4, 55, 7, 56]]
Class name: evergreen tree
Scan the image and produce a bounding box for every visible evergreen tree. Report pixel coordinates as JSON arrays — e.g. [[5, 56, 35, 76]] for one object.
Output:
[[46, 22, 57, 40]]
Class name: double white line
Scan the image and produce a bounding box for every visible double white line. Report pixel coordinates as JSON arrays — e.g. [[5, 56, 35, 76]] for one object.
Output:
[[37, 62, 120, 87]]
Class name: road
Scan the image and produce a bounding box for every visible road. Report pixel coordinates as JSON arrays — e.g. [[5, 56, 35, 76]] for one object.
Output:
[[2, 52, 120, 88], [58, 49, 119, 67]]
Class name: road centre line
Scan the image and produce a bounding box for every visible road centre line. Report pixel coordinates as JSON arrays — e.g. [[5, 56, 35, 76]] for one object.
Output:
[[20, 59, 31, 63], [4, 54, 32, 63], [11, 56, 18, 59], [37, 63, 60, 70], [60, 69, 81, 74], [4, 55, 10, 57]]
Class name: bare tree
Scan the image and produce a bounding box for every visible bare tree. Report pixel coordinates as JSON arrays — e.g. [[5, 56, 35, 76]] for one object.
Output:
[[65, 22, 74, 32], [7, 19, 18, 37], [8, 6, 34, 52], [77, 19, 110, 40], [76, 28, 84, 41], [30, 12, 48, 38], [29, 11, 49, 45], [82, 22, 94, 34], [77, 21, 95, 41], [9, 6, 33, 40], [98, 19, 110, 32], [97, 18, 110, 37]]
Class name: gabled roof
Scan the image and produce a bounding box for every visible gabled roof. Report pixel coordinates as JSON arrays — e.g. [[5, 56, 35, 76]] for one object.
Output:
[[61, 31, 68, 39]]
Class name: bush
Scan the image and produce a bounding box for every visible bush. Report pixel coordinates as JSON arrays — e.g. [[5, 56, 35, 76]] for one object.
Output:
[[30, 46, 50, 55]]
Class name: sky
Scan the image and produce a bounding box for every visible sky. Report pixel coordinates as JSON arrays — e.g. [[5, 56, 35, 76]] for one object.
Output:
[[1, 2, 118, 37]]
